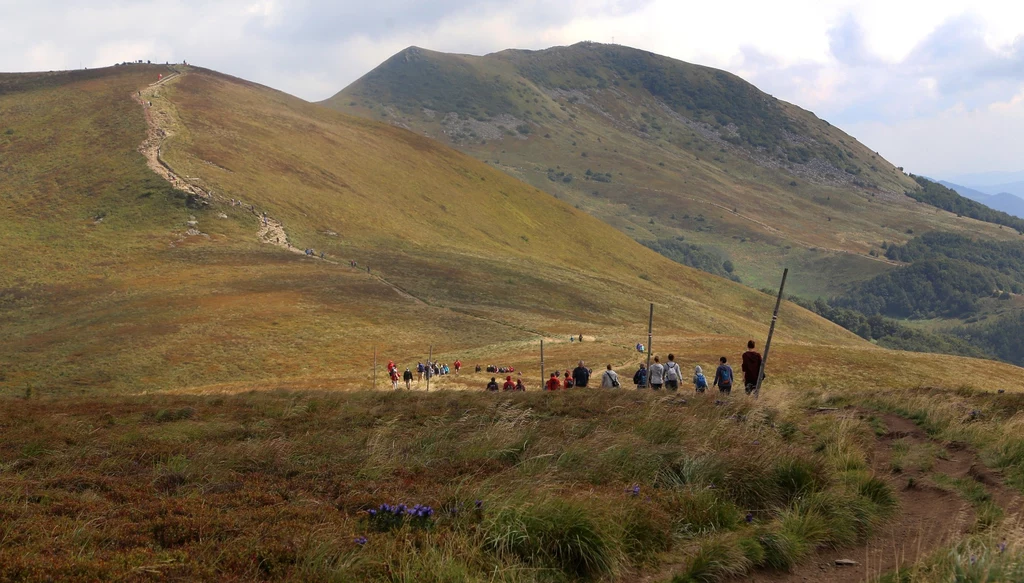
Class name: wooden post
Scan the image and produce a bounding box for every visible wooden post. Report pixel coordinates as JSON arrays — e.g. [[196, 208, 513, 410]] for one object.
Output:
[[645, 303, 654, 388], [427, 345, 433, 392], [756, 268, 788, 399], [540, 339, 545, 391], [373, 346, 377, 391]]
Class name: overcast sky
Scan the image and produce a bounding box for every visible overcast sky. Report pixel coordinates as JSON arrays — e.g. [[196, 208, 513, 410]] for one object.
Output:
[[2, 0, 1021, 178]]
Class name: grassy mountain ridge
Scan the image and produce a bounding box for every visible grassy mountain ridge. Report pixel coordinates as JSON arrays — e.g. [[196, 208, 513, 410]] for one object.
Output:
[[326, 42, 1018, 296], [2, 63, 874, 396]]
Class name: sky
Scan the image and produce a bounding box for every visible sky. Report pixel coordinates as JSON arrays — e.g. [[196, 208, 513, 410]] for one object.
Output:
[[1, 0, 1021, 178]]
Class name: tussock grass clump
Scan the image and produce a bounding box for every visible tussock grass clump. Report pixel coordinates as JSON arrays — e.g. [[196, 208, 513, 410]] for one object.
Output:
[[483, 499, 620, 579]]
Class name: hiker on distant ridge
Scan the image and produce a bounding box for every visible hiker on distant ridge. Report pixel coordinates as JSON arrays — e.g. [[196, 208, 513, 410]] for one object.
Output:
[[578, 334, 584, 342], [403, 368, 413, 390], [572, 361, 590, 388], [601, 364, 620, 388], [742, 340, 763, 395], [713, 357, 734, 395], [648, 356, 664, 390], [664, 354, 682, 391]]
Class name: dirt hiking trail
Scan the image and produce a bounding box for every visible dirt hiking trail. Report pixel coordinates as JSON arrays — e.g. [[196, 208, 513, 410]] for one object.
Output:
[[743, 408, 1024, 583]]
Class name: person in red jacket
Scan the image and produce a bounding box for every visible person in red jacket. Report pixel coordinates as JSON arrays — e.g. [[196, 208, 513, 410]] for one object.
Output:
[[454, 359, 462, 374], [503, 376, 516, 391], [545, 372, 561, 391], [563, 370, 574, 389], [741, 340, 763, 395]]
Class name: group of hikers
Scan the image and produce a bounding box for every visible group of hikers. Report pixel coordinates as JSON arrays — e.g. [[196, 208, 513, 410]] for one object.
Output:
[[384, 340, 765, 395], [540, 340, 764, 395]]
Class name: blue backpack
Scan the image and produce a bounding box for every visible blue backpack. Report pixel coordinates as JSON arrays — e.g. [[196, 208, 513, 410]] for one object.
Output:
[[695, 373, 708, 389]]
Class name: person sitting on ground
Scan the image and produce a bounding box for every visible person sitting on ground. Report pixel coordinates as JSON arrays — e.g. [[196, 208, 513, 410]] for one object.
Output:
[[664, 353, 682, 391], [545, 372, 561, 391], [741, 340, 763, 395], [633, 363, 647, 389], [601, 364, 620, 388], [572, 360, 591, 388], [503, 376, 516, 391], [486, 377, 500, 391], [403, 368, 413, 390], [693, 365, 708, 393], [563, 370, 574, 389], [475, 364, 482, 373], [713, 357, 734, 395], [515, 378, 526, 391], [648, 356, 665, 390]]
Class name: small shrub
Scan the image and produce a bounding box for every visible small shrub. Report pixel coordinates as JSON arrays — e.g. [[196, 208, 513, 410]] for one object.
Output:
[[675, 535, 751, 582]]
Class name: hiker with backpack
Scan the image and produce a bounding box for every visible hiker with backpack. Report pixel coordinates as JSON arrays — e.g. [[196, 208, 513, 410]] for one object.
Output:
[[600, 364, 620, 388], [403, 368, 413, 390], [563, 370, 574, 389], [390, 368, 401, 390], [742, 340, 763, 395], [664, 354, 682, 391], [693, 366, 708, 393], [633, 363, 647, 389], [545, 372, 561, 391], [416, 362, 424, 382], [648, 356, 665, 390], [572, 361, 591, 388], [486, 377, 500, 391], [503, 376, 516, 391], [713, 357, 734, 394], [515, 378, 526, 391]]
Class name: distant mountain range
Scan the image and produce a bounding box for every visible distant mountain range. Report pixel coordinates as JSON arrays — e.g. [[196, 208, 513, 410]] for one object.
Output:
[[939, 180, 1024, 219]]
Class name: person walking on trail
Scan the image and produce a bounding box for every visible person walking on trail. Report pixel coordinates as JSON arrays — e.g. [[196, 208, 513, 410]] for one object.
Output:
[[503, 376, 516, 391], [693, 366, 709, 393], [713, 357, 734, 395], [570, 335, 575, 343], [487, 377, 500, 391], [578, 334, 584, 342], [403, 368, 413, 390], [648, 356, 665, 390], [633, 363, 647, 389], [742, 340, 763, 395], [387, 360, 396, 375], [416, 362, 424, 382], [390, 368, 401, 390], [664, 354, 682, 391], [454, 359, 462, 374], [601, 364, 620, 388], [545, 373, 561, 391], [572, 361, 591, 388]]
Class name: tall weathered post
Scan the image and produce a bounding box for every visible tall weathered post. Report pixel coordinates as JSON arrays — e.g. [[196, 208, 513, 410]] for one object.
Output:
[[540, 339, 545, 391], [645, 303, 654, 388], [373, 347, 377, 391], [756, 269, 789, 398]]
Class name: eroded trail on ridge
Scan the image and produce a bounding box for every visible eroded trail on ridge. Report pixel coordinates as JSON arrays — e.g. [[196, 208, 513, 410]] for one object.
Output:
[[744, 408, 1024, 583]]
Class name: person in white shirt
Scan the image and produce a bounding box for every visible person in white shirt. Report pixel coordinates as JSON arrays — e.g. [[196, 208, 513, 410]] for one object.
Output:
[[601, 364, 620, 388], [648, 356, 665, 390], [664, 353, 682, 391]]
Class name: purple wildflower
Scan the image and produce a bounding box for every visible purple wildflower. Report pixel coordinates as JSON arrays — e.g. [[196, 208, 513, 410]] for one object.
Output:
[[753, 440, 760, 445], [475, 500, 483, 509], [999, 541, 1008, 553], [745, 513, 754, 523], [970, 555, 977, 565], [354, 536, 368, 546], [368, 509, 377, 517]]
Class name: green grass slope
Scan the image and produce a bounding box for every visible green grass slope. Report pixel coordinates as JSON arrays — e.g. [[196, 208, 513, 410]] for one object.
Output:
[[325, 42, 1019, 296]]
